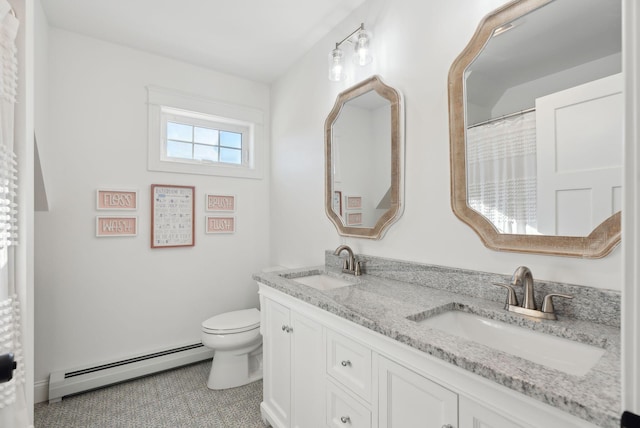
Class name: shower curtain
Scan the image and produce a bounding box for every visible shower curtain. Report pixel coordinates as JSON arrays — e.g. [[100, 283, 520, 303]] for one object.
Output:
[[466, 111, 537, 234], [0, 1, 27, 427]]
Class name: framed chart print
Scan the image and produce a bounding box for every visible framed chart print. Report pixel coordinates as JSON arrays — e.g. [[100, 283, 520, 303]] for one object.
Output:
[[151, 184, 195, 248]]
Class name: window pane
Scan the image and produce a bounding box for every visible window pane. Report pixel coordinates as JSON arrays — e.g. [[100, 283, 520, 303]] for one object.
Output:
[[194, 144, 218, 162], [194, 127, 218, 145], [220, 148, 242, 164], [220, 131, 242, 149], [167, 140, 193, 159], [167, 122, 193, 141]]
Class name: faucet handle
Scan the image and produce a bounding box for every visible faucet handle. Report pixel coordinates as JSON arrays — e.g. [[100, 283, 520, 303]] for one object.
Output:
[[492, 283, 518, 308], [354, 260, 362, 276], [541, 293, 573, 314]]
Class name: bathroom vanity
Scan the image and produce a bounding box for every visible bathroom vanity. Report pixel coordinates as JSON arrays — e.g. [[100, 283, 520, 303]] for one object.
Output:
[[254, 253, 620, 428]]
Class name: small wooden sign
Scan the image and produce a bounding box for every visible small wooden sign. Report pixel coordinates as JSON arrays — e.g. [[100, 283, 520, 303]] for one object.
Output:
[[96, 189, 137, 210], [345, 195, 362, 210], [206, 194, 236, 212], [346, 212, 363, 226], [206, 216, 235, 234], [96, 216, 137, 237]]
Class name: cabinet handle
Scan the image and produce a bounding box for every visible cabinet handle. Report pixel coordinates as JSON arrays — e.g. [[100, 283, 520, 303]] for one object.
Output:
[[281, 325, 287, 331], [441, 425, 453, 428], [340, 416, 351, 424], [281, 325, 293, 333], [341, 360, 352, 367]]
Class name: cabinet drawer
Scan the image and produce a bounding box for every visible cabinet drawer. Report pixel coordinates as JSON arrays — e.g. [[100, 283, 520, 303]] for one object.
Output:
[[326, 380, 371, 428], [326, 329, 372, 401]]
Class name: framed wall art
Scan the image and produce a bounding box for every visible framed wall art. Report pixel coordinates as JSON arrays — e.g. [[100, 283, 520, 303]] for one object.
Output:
[[206, 194, 236, 212], [151, 184, 195, 248], [346, 211, 363, 226], [333, 190, 342, 216], [96, 216, 138, 237], [96, 189, 138, 210], [205, 216, 235, 234], [345, 195, 362, 210]]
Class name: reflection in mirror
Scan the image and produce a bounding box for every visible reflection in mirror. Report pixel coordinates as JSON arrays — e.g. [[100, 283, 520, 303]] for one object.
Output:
[[325, 75, 404, 239], [448, 0, 621, 257]]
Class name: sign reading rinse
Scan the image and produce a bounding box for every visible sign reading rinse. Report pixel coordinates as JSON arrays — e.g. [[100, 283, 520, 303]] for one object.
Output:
[[151, 184, 195, 248]]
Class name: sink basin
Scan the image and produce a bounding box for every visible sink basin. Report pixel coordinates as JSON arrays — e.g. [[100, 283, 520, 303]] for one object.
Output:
[[416, 310, 605, 376], [291, 274, 355, 291]]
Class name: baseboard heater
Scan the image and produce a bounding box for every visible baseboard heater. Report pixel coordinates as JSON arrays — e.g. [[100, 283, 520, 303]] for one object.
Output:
[[48, 343, 213, 403]]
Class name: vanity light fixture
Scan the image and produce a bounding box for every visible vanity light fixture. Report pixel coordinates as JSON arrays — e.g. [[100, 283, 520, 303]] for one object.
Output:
[[328, 23, 373, 81]]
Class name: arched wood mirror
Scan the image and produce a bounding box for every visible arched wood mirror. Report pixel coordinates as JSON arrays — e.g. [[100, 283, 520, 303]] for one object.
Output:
[[448, 0, 621, 257], [325, 75, 404, 239]]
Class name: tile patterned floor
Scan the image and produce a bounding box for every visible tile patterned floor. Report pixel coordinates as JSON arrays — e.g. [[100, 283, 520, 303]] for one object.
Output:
[[34, 361, 268, 428]]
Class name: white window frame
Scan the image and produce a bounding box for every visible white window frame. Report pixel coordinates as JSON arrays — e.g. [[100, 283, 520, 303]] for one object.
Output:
[[148, 86, 264, 179]]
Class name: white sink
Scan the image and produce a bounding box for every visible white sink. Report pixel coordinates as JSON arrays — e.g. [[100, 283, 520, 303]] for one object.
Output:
[[292, 274, 355, 291], [417, 310, 605, 376]]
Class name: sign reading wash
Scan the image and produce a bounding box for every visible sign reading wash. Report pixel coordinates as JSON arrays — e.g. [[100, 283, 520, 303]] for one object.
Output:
[[96, 216, 137, 237]]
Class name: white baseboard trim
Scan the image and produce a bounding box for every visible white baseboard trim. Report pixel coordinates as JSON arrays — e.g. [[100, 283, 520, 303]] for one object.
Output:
[[34, 379, 49, 404]]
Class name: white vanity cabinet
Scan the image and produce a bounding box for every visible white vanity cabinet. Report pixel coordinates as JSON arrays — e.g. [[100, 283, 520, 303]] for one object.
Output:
[[458, 396, 528, 428], [378, 356, 457, 428], [258, 284, 602, 428], [261, 296, 324, 428]]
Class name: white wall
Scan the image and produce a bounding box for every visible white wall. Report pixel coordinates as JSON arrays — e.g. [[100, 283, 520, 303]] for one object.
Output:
[[34, 28, 270, 385], [270, 0, 621, 288]]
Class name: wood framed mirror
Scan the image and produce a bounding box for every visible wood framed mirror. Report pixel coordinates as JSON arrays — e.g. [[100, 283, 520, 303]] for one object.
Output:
[[448, 0, 622, 258], [325, 75, 404, 239]]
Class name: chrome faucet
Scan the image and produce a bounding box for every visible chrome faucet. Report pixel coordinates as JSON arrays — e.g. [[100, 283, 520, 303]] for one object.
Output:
[[493, 266, 573, 320], [511, 266, 536, 310], [333, 245, 361, 276]]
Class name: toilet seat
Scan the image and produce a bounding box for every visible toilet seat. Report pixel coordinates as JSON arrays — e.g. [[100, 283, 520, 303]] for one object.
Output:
[[202, 308, 260, 334]]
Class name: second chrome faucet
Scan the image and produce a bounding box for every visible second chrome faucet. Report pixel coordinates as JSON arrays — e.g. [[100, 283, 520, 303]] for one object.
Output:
[[494, 266, 573, 320]]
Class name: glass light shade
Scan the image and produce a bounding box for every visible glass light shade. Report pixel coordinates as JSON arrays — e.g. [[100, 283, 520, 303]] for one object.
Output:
[[353, 29, 373, 66], [328, 47, 345, 81]]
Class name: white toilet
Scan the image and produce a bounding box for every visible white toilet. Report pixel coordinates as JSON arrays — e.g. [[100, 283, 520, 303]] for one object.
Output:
[[201, 308, 262, 390]]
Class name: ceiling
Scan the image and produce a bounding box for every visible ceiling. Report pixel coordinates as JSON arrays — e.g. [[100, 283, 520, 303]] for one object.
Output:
[[40, 0, 367, 83]]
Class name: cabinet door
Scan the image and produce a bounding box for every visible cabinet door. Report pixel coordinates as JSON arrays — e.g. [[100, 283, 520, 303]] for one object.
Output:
[[263, 298, 292, 428], [291, 310, 323, 428], [379, 357, 457, 428], [459, 396, 529, 428]]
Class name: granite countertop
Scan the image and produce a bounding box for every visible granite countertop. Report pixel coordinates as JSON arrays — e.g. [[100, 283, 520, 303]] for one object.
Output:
[[253, 266, 620, 428]]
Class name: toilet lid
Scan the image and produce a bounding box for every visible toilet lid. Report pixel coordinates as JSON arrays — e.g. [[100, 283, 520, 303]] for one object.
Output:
[[202, 308, 260, 334]]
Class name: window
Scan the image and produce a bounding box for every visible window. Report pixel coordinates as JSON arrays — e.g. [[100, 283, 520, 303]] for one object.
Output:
[[148, 86, 264, 179], [161, 108, 249, 166]]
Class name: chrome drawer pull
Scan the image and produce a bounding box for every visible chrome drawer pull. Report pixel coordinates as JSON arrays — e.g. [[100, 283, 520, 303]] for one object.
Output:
[[341, 360, 352, 367], [442, 424, 454, 428], [340, 416, 351, 424], [281, 325, 293, 333]]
